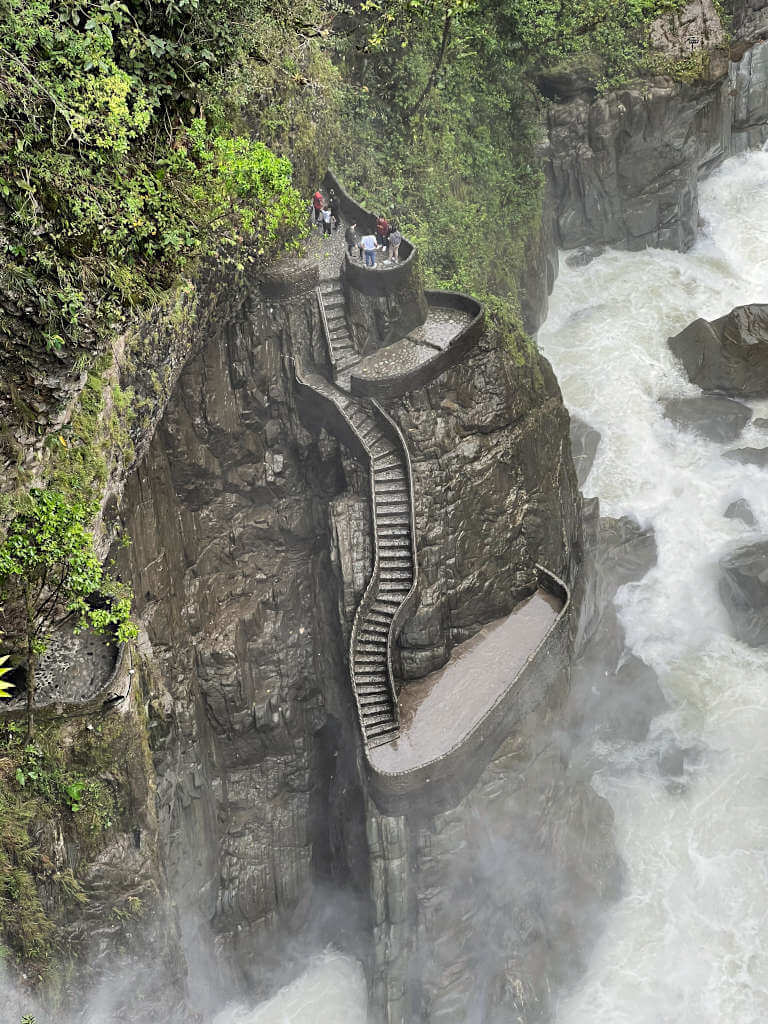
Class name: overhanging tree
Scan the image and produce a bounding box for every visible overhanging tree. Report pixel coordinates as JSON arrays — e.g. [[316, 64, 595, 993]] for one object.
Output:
[[0, 490, 137, 736]]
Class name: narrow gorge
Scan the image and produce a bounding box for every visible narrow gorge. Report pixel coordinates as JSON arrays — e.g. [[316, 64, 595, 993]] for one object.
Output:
[[2, 2, 768, 1023]]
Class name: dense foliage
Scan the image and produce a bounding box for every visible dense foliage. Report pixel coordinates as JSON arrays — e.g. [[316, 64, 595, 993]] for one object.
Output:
[[332, 0, 695, 313], [0, 0, 336, 356], [0, 489, 137, 732], [0, 717, 127, 971]]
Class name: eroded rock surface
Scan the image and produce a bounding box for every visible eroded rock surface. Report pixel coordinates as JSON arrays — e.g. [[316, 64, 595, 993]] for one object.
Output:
[[570, 415, 601, 486], [382, 335, 581, 680], [719, 540, 768, 646], [669, 304, 768, 396], [725, 498, 757, 526], [662, 394, 752, 442]]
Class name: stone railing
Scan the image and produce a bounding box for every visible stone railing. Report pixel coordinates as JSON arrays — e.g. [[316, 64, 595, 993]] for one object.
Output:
[[322, 171, 418, 297], [349, 290, 485, 400], [315, 286, 336, 376], [367, 566, 571, 815], [369, 399, 420, 701]]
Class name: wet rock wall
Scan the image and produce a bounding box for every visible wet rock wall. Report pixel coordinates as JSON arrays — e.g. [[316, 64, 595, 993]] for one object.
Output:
[[116, 267, 372, 1005], [545, 26, 768, 255]]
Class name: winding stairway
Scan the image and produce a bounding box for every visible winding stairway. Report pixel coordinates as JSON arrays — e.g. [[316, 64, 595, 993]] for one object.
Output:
[[318, 280, 357, 381], [297, 363, 417, 747]]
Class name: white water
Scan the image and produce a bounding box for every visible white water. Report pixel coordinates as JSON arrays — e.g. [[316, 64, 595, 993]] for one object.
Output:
[[211, 153, 768, 1024], [212, 951, 368, 1023], [538, 150, 768, 1024]]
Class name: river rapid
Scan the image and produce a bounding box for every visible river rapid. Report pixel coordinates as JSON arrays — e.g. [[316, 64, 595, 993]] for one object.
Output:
[[217, 150, 768, 1023]]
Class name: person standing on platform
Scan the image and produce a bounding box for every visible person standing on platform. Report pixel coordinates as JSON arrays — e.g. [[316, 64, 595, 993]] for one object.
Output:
[[389, 225, 402, 262], [312, 189, 324, 225], [361, 233, 377, 267], [345, 222, 358, 257], [330, 190, 341, 231], [376, 213, 389, 250]]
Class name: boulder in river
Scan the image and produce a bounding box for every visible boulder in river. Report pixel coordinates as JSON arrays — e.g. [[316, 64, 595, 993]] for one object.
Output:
[[569, 415, 601, 487], [754, 417, 768, 430], [719, 540, 768, 646], [662, 394, 751, 442], [722, 446, 768, 468], [668, 304, 768, 397], [724, 498, 757, 526]]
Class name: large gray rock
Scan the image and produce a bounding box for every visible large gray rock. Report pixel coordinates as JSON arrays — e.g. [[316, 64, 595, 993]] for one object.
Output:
[[725, 498, 757, 526], [668, 304, 768, 396], [662, 394, 752, 442], [570, 415, 601, 486], [731, 39, 768, 150], [719, 540, 768, 645], [723, 446, 768, 467]]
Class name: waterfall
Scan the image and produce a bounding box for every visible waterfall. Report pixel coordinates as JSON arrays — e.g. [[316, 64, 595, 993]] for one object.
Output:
[[538, 149, 768, 1024]]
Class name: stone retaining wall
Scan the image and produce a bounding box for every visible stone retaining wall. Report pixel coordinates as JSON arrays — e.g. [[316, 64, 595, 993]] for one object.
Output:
[[349, 291, 485, 400], [367, 566, 571, 816]]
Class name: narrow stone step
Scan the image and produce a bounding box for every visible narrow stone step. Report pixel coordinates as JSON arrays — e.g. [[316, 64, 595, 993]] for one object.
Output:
[[359, 695, 392, 710], [356, 684, 387, 700], [380, 571, 412, 583], [371, 441, 396, 459], [374, 455, 402, 470], [366, 721, 399, 740], [375, 480, 408, 494], [359, 626, 388, 641], [365, 611, 393, 627], [358, 639, 387, 651], [356, 657, 386, 668], [362, 710, 396, 727], [376, 496, 408, 509]]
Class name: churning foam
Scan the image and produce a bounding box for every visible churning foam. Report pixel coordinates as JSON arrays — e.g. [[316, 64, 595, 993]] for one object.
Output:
[[539, 150, 768, 1023], [212, 951, 368, 1023]]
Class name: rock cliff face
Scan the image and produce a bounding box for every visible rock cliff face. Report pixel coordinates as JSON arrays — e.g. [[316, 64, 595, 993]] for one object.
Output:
[[545, 17, 768, 254], [108, 233, 591, 1020]]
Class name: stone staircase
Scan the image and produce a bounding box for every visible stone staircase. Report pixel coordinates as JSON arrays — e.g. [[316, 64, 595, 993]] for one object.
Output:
[[318, 280, 357, 381], [297, 369, 417, 747]]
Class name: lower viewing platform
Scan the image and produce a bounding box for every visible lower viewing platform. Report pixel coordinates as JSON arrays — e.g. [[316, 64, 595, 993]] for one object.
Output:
[[367, 566, 570, 812]]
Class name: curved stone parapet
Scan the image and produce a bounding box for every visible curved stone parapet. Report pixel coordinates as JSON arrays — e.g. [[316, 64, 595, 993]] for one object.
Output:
[[349, 290, 485, 400], [322, 170, 418, 296], [292, 357, 418, 747], [366, 566, 571, 814]]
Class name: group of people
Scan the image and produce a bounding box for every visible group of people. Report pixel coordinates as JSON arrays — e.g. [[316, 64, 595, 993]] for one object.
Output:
[[346, 214, 403, 268], [310, 187, 403, 268]]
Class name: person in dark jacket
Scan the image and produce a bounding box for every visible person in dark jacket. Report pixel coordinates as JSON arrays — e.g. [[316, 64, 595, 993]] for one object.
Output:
[[376, 214, 389, 250], [330, 190, 341, 231], [345, 223, 358, 257]]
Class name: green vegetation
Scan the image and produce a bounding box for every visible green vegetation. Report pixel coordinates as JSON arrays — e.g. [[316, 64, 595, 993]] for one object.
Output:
[[331, 0, 695, 340], [0, 489, 137, 735], [0, 717, 126, 973], [0, 0, 336, 361]]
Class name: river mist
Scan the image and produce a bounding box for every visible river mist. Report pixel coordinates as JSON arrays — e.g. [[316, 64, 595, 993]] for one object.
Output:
[[539, 148, 768, 1024], [222, 148, 768, 1024]]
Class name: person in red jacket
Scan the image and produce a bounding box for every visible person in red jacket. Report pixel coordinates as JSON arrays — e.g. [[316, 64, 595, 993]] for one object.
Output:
[[312, 189, 324, 225], [376, 214, 389, 250]]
